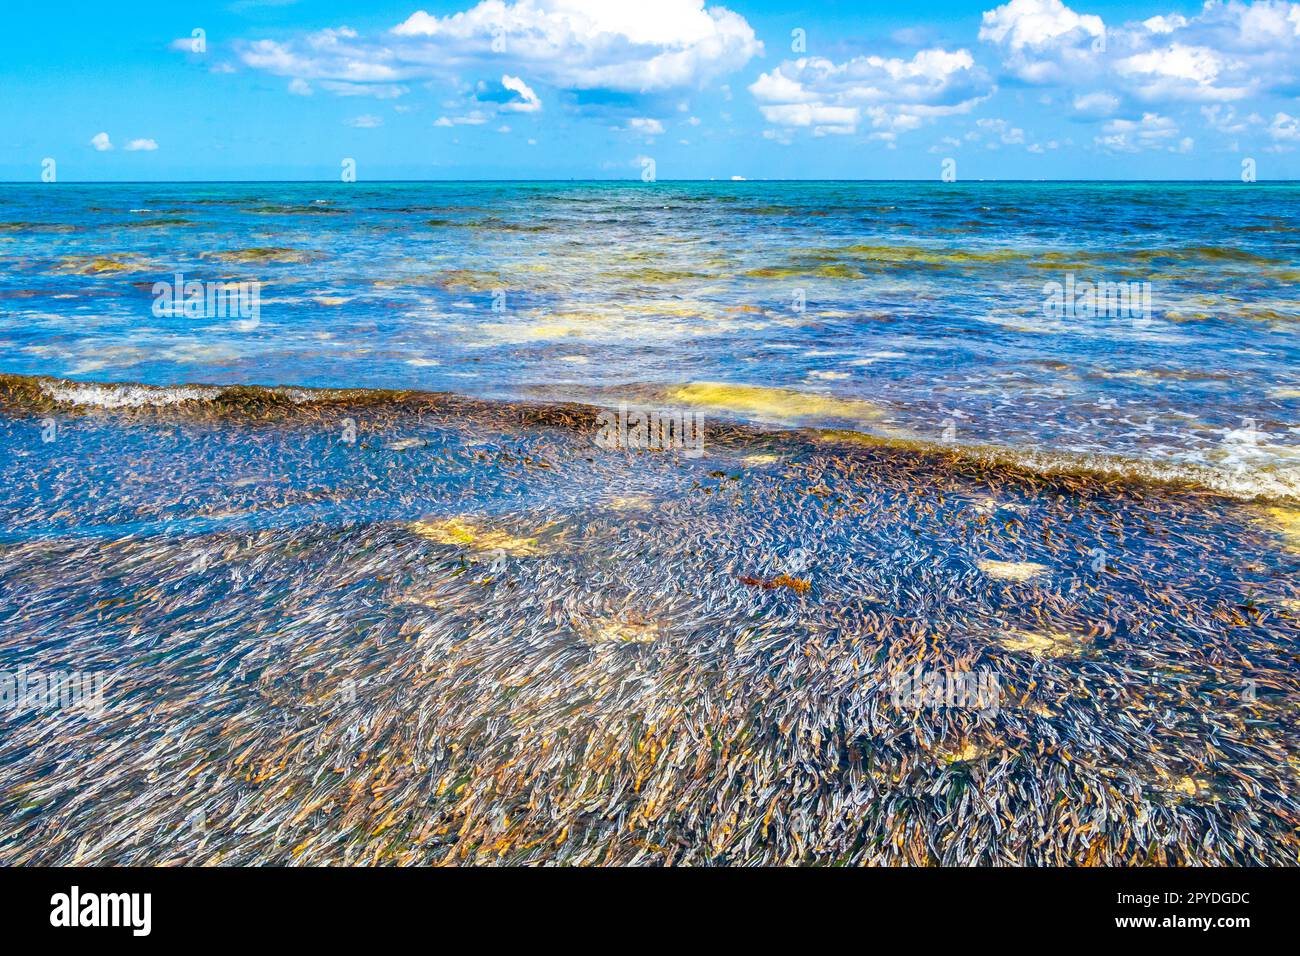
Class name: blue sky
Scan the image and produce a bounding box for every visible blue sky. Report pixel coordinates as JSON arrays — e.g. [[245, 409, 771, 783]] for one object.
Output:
[[1, 0, 1298, 180]]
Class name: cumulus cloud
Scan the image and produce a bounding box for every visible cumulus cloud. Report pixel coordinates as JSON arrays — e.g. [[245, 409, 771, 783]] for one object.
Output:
[[976, 117, 1026, 145], [980, 0, 1104, 48], [1072, 90, 1120, 116], [124, 138, 159, 151], [345, 115, 383, 128], [981, 0, 1300, 102], [1201, 103, 1263, 132], [625, 117, 665, 135], [980, 0, 1105, 83], [1093, 111, 1192, 152], [749, 48, 992, 138], [90, 132, 112, 151], [500, 74, 542, 112], [1269, 111, 1300, 144], [239, 1, 761, 97]]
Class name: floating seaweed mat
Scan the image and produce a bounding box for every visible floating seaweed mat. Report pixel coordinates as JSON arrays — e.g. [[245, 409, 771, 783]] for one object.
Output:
[[0, 377, 1296, 865]]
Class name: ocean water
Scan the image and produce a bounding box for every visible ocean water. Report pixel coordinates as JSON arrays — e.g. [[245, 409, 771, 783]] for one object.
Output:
[[2, 182, 1299, 865], [1, 180, 1298, 497]]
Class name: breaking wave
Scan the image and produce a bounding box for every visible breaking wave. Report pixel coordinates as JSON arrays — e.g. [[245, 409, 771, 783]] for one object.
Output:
[[3, 372, 1297, 504]]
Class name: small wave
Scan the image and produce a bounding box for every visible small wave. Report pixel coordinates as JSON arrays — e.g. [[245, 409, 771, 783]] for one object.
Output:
[[0, 374, 334, 411], [42, 381, 218, 409], [815, 429, 1300, 503], [5, 373, 1297, 504]]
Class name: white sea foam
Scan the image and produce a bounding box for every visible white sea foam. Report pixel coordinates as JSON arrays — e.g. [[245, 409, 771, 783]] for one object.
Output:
[[40, 381, 218, 408]]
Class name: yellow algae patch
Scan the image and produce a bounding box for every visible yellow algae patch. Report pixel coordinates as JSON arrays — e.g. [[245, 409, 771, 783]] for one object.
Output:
[[1268, 388, 1300, 399], [409, 517, 544, 556], [204, 247, 323, 265], [741, 453, 781, 466], [479, 311, 618, 343], [936, 742, 989, 764], [999, 628, 1088, 658], [605, 495, 655, 512], [1255, 506, 1300, 552], [1151, 769, 1210, 799], [812, 427, 922, 449], [375, 269, 501, 292], [622, 301, 709, 318], [57, 254, 154, 275], [977, 559, 1050, 582], [665, 382, 883, 424], [580, 614, 663, 645], [432, 269, 503, 292]]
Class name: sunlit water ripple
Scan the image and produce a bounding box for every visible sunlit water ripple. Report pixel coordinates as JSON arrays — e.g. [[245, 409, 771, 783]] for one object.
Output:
[[1, 180, 1297, 497]]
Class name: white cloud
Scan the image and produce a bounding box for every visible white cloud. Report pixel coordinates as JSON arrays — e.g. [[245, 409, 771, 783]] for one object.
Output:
[[1142, 14, 1189, 34], [976, 117, 1026, 145], [346, 114, 383, 128], [1269, 111, 1300, 141], [1073, 91, 1119, 116], [979, 0, 1105, 83], [500, 74, 541, 112], [320, 81, 409, 98], [169, 36, 206, 54], [981, 0, 1300, 102], [749, 48, 992, 138], [240, 1, 762, 97], [980, 0, 1104, 50], [124, 138, 159, 151], [90, 132, 112, 151], [288, 78, 313, 96], [434, 111, 489, 126], [1113, 43, 1248, 102], [1093, 111, 1187, 152], [1201, 104, 1263, 133], [625, 117, 665, 135]]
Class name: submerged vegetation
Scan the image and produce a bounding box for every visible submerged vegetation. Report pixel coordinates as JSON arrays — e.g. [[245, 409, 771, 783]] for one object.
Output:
[[0, 378, 1295, 865]]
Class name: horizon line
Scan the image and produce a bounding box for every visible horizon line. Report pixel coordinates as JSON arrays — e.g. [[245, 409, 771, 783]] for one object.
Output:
[[0, 178, 1293, 185]]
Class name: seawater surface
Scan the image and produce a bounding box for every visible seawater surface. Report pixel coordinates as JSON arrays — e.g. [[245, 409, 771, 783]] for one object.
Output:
[[1, 183, 1299, 865], [2, 180, 1298, 499]]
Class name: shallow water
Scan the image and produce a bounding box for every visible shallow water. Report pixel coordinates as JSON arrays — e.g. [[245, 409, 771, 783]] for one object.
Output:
[[1, 184, 1298, 865], [1, 181, 1297, 497], [0, 394, 1296, 864]]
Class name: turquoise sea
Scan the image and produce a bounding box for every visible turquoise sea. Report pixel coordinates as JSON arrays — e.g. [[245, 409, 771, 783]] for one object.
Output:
[[1, 181, 1297, 498]]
